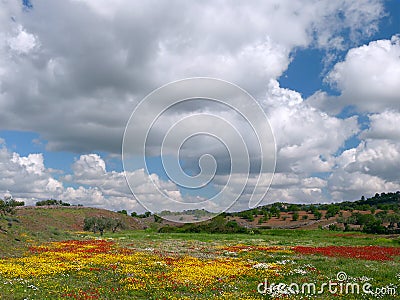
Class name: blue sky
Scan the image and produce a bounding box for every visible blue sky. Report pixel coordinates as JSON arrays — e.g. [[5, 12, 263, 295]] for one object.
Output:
[[0, 0, 399, 213]]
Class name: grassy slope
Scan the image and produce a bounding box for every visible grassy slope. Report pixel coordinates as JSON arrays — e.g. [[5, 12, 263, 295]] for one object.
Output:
[[0, 206, 145, 257]]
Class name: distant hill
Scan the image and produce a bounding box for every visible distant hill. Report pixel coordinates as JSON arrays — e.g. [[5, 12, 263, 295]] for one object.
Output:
[[226, 191, 400, 218], [341, 192, 400, 208], [155, 191, 400, 233]]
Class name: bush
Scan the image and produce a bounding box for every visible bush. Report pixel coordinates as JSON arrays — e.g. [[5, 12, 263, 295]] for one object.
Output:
[[363, 220, 387, 234], [328, 224, 341, 231], [313, 210, 322, 220], [325, 205, 340, 219]]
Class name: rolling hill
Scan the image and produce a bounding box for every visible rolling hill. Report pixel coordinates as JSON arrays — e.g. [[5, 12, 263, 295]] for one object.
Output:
[[0, 206, 146, 257]]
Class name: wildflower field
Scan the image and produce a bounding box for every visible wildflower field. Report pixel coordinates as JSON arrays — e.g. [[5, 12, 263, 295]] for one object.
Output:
[[0, 230, 399, 299]]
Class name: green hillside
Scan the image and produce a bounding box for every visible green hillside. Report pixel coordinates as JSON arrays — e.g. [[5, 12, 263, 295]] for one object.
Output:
[[0, 206, 145, 257]]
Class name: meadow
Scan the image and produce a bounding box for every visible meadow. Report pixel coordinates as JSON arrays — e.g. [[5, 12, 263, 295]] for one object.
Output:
[[0, 229, 399, 299]]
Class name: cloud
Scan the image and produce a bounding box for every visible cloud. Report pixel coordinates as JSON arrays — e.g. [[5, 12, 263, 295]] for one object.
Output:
[[1, 0, 398, 209], [7, 25, 39, 54], [0, 143, 144, 211], [337, 139, 400, 183], [215, 172, 328, 211], [72, 154, 106, 179], [11, 152, 45, 175], [328, 170, 400, 201], [0, 144, 58, 200], [362, 110, 400, 141], [0, 0, 385, 154], [263, 79, 359, 174], [325, 35, 400, 113], [329, 113, 400, 200]]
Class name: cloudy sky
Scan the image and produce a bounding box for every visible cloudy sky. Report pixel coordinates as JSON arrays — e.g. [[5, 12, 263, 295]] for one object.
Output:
[[0, 0, 399, 213]]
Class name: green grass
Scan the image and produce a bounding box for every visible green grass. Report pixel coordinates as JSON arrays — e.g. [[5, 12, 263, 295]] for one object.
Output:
[[102, 228, 399, 247], [0, 229, 399, 299]]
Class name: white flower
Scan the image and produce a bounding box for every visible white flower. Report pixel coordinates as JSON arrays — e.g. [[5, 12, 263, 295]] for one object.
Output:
[[253, 262, 272, 269], [223, 251, 237, 256], [276, 259, 293, 265], [293, 268, 307, 275], [27, 284, 38, 290]]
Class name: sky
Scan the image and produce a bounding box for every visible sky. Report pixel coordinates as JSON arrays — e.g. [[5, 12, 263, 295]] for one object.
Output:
[[0, 0, 399, 214]]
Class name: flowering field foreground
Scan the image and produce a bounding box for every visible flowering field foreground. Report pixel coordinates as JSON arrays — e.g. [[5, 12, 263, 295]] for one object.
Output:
[[0, 232, 399, 299]]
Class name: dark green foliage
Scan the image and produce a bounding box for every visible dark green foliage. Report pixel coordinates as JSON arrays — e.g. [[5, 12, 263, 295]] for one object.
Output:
[[258, 214, 270, 224], [158, 215, 257, 234], [269, 205, 281, 218], [130, 211, 152, 218], [237, 211, 254, 222], [328, 224, 341, 231], [363, 219, 387, 234], [36, 199, 70, 206], [288, 204, 300, 212], [325, 205, 340, 219], [386, 214, 400, 229], [153, 214, 163, 223], [308, 205, 317, 213], [0, 196, 24, 216], [343, 211, 400, 234], [313, 210, 322, 220], [0, 197, 24, 232], [227, 191, 399, 226]]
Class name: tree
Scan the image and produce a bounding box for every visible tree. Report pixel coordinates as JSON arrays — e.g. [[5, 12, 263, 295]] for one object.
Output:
[[270, 206, 280, 217], [325, 205, 340, 219], [0, 196, 24, 216], [363, 219, 387, 234], [313, 210, 322, 220], [386, 214, 400, 229], [83, 216, 124, 236], [108, 218, 124, 233], [136, 211, 152, 218], [288, 204, 300, 212], [292, 211, 299, 221], [308, 205, 317, 213]]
